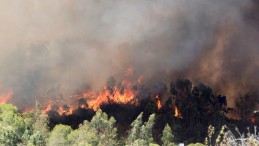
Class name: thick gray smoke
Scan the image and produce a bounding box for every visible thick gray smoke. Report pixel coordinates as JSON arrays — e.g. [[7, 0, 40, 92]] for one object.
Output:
[[0, 0, 258, 108]]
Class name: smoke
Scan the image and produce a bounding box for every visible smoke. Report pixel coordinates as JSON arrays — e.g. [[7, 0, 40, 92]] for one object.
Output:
[[0, 0, 258, 108]]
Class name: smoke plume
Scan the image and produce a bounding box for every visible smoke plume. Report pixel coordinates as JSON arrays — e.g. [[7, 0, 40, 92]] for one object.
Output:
[[0, 0, 258, 109]]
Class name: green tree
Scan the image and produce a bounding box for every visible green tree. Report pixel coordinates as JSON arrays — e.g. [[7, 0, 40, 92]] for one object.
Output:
[[89, 109, 118, 146], [48, 124, 72, 146], [0, 126, 18, 146], [127, 113, 157, 146], [0, 104, 26, 145], [21, 112, 34, 145], [29, 131, 44, 146], [68, 109, 118, 146], [33, 101, 49, 143], [127, 112, 143, 145], [68, 125, 98, 146], [21, 129, 32, 144], [140, 113, 156, 144], [161, 124, 176, 146]]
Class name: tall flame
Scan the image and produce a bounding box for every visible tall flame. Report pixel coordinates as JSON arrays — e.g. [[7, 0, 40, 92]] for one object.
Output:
[[174, 106, 182, 118], [155, 95, 162, 109], [85, 79, 137, 110]]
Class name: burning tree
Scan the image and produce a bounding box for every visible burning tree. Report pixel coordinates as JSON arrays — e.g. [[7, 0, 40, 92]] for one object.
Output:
[[149, 79, 232, 143]]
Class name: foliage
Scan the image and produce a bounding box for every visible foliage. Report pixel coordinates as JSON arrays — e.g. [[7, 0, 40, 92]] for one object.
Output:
[[140, 113, 156, 144], [89, 109, 118, 145], [68, 127, 97, 146], [127, 112, 144, 145], [48, 124, 72, 146], [161, 124, 176, 146], [68, 109, 118, 146], [29, 131, 44, 146], [0, 126, 19, 146], [0, 104, 25, 145], [3, 101, 251, 146], [126, 113, 156, 146], [34, 101, 49, 140]]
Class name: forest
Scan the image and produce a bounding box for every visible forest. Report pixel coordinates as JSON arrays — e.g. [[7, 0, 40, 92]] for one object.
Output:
[[0, 79, 258, 146], [1, 0, 259, 145]]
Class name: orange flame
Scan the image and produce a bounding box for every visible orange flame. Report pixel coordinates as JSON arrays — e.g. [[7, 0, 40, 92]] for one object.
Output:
[[57, 106, 73, 115], [86, 79, 137, 110], [40, 79, 140, 115], [42, 100, 75, 115], [0, 89, 13, 104], [174, 106, 182, 118], [43, 100, 52, 114], [155, 95, 162, 109]]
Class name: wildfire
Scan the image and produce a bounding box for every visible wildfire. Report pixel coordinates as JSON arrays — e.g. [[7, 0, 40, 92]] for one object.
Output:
[[40, 78, 140, 115], [155, 95, 162, 109], [43, 100, 53, 114], [174, 106, 182, 118], [57, 106, 73, 115], [42, 100, 74, 115], [86, 79, 137, 110], [24, 67, 184, 117], [0, 89, 13, 104]]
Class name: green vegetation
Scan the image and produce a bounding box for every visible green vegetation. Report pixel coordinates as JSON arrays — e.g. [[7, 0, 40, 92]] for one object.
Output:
[[161, 124, 176, 146], [0, 102, 258, 146], [0, 103, 175, 146]]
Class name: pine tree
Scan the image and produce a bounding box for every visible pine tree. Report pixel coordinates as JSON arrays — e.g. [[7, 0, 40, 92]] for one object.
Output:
[[33, 101, 49, 145], [68, 122, 98, 146], [48, 124, 72, 146], [29, 131, 44, 146], [140, 113, 156, 144], [127, 113, 156, 146], [161, 124, 176, 146], [127, 112, 143, 145], [90, 109, 118, 146], [69, 109, 118, 146]]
